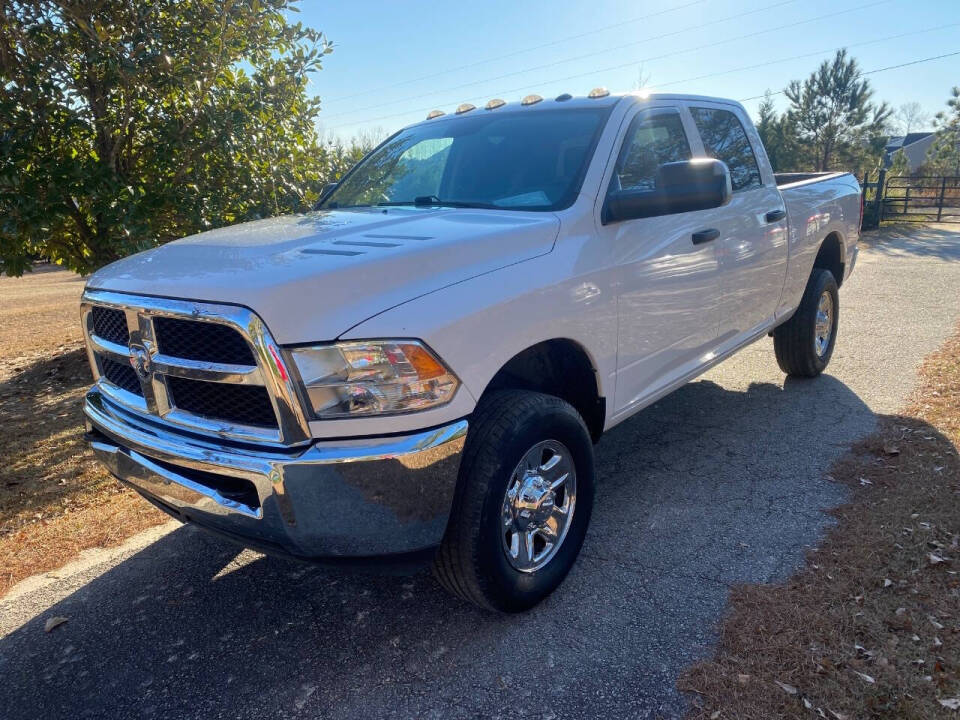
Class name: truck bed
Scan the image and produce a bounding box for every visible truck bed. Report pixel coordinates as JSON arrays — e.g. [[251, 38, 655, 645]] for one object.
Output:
[[774, 171, 851, 189]]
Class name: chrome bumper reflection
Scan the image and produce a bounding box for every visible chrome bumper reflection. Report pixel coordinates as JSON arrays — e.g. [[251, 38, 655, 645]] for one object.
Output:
[[84, 389, 467, 558]]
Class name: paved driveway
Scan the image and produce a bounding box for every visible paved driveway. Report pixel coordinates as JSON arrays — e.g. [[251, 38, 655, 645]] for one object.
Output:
[[3, 225, 960, 719]]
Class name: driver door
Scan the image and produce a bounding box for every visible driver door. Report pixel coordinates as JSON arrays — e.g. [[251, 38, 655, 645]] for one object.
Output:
[[598, 106, 722, 420]]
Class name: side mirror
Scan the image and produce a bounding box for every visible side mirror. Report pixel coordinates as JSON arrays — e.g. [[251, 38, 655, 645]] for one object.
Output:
[[603, 158, 732, 223]]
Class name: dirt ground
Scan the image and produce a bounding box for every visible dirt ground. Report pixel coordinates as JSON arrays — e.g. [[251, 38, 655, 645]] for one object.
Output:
[[681, 327, 960, 718], [0, 266, 164, 596]]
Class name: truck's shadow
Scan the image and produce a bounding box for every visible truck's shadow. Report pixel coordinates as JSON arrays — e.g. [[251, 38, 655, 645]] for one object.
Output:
[[0, 374, 904, 719]]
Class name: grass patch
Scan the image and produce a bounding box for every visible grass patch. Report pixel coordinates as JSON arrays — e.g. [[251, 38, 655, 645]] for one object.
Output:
[[0, 269, 165, 597], [680, 329, 960, 718]]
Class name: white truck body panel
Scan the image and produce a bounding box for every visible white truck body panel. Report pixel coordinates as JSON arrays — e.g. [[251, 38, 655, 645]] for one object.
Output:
[[86, 91, 861, 441]]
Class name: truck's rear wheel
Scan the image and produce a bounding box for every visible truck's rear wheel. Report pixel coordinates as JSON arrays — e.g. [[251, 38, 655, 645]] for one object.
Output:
[[773, 268, 839, 377], [433, 390, 594, 612]]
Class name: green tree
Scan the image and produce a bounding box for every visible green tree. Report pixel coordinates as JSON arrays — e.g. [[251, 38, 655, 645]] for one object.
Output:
[[0, 0, 334, 276], [754, 90, 801, 172], [888, 148, 910, 177], [784, 49, 890, 172], [926, 87, 960, 175]]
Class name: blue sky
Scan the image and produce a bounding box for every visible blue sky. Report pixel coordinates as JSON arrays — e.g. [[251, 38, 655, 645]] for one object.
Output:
[[300, 0, 960, 141]]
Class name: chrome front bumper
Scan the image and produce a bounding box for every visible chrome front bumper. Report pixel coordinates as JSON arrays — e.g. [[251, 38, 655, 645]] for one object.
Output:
[[84, 388, 467, 559]]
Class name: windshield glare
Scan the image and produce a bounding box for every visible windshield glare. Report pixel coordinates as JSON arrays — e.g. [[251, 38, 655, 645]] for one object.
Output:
[[323, 108, 610, 211]]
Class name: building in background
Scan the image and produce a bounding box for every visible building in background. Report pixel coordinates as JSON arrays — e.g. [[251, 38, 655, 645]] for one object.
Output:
[[883, 132, 936, 171]]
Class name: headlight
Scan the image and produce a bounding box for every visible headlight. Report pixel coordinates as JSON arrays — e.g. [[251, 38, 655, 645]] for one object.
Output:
[[290, 340, 459, 419]]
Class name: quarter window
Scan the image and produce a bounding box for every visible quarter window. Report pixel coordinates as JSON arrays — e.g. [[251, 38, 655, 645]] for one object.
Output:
[[689, 107, 762, 191], [610, 110, 692, 193]]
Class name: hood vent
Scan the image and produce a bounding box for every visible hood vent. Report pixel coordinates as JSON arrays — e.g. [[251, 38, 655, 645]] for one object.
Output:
[[363, 233, 433, 241], [300, 248, 364, 257], [333, 240, 401, 248]]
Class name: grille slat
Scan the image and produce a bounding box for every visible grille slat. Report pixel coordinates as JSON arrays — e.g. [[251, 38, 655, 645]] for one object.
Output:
[[100, 356, 143, 396], [166, 376, 277, 428], [154, 317, 256, 366], [91, 307, 129, 345]]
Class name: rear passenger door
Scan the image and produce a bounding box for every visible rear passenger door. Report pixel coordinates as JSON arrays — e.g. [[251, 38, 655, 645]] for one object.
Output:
[[686, 103, 788, 341]]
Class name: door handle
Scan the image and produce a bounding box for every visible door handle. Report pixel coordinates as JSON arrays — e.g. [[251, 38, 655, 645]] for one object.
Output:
[[692, 228, 720, 245], [765, 209, 786, 223]]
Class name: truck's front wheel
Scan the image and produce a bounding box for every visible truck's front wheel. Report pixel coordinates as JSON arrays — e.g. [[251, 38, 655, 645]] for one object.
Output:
[[433, 390, 595, 612], [773, 268, 840, 377]]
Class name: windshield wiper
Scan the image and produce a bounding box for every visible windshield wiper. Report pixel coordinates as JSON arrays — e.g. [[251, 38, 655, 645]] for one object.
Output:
[[376, 196, 496, 209]]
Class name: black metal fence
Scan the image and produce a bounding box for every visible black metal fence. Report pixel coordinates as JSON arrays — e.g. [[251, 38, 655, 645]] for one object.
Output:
[[861, 170, 960, 228]]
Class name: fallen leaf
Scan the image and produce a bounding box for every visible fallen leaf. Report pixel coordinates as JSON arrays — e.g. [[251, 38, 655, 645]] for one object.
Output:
[[852, 671, 875, 684], [775, 680, 798, 695], [710, 712, 721, 720], [860, 477, 873, 486], [737, 674, 751, 685], [930, 616, 946, 630], [44, 616, 68, 633], [884, 578, 894, 587], [882, 443, 900, 456], [930, 553, 948, 566], [940, 699, 960, 710]]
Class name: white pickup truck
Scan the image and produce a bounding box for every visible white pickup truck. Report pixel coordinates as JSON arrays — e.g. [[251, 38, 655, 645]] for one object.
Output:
[[81, 91, 861, 611]]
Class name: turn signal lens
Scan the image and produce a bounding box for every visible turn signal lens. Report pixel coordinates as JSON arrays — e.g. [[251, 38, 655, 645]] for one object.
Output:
[[290, 340, 459, 419]]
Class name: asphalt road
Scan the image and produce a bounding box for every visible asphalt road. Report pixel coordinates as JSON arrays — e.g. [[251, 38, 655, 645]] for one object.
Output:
[[3, 224, 960, 720]]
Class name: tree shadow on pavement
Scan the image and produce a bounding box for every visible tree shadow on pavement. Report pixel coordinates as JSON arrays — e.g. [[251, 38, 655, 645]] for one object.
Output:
[[861, 223, 960, 262], [0, 374, 879, 719]]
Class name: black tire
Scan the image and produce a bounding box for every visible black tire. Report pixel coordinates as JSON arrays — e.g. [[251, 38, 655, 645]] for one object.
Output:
[[773, 268, 839, 377], [433, 390, 595, 612]]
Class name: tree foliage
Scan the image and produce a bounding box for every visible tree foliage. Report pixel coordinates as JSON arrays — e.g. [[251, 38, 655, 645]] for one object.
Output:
[[893, 101, 931, 136], [925, 87, 960, 176], [0, 0, 347, 276], [755, 91, 800, 172], [887, 148, 910, 177], [781, 50, 890, 173]]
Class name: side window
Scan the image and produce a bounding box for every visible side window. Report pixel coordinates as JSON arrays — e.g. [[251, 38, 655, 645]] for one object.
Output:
[[689, 107, 762, 191], [610, 110, 691, 193]]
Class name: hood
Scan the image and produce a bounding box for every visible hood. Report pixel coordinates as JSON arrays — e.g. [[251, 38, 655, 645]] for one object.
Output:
[[87, 208, 560, 343]]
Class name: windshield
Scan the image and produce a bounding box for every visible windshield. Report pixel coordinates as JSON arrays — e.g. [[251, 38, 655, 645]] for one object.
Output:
[[322, 108, 611, 212]]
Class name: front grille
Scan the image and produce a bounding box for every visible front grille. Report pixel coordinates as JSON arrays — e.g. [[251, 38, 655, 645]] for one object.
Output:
[[100, 356, 142, 396], [82, 292, 304, 444], [154, 316, 256, 365], [166, 376, 277, 428], [91, 307, 129, 345]]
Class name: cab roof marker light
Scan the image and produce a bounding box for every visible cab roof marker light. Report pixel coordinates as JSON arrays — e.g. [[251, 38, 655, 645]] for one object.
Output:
[[521, 94, 543, 106], [588, 87, 610, 99], [555, 93, 573, 102], [455, 103, 476, 115], [426, 109, 445, 119], [484, 98, 506, 110]]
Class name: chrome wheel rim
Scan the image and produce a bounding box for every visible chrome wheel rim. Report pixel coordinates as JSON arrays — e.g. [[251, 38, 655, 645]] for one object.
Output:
[[500, 439, 577, 573], [814, 291, 834, 358]]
